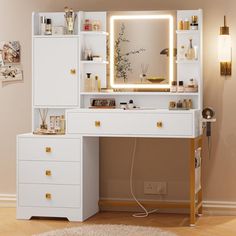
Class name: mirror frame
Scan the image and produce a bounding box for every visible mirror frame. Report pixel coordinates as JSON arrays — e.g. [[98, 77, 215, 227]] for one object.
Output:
[[109, 14, 174, 89]]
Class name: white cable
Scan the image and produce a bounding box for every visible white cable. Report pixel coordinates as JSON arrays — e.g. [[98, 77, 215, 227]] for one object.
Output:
[[130, 138, 158, 217]]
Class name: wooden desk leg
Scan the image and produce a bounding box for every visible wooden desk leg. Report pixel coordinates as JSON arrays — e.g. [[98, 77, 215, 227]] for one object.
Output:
[[190, 138, 196, 226], [197, 136, 203, 216]]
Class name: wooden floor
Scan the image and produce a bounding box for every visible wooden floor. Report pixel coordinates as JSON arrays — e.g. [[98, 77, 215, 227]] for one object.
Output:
[[2, 208, 236, 236]]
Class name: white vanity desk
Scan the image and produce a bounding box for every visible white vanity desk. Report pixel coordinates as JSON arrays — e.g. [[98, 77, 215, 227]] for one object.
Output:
[[66, 108, 200, 137], [65, 108, 203, 226], [16, 9, 203, 226]]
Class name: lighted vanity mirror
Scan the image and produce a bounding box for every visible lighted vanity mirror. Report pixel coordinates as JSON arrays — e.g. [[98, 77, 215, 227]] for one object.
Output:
[[109, 11, 176, 89]]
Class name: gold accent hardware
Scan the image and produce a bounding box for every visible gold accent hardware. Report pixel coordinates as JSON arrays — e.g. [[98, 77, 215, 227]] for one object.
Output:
[[45, 193, 51, 200], [95, 121, 101, 127], [156, 121, 163, 128], [45, 170, 52, 176], [45, 147, 52, 153], [70, 69, 76, 74]]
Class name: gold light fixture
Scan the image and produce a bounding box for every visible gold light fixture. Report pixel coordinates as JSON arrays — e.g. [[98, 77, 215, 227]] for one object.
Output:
[[218, 16, 232, 76]]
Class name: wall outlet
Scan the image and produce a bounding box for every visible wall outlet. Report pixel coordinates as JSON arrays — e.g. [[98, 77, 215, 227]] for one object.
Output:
[[144, 181, 167, 195]]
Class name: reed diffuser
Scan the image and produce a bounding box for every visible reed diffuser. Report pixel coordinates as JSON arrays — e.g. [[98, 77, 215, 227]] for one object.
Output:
[[39, 108, 48, 130]]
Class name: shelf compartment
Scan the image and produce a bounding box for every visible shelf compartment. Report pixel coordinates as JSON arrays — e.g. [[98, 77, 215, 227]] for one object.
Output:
[[80, 31, 108, 36], [80, 60, 108, 64], [80, 92, 199, 96], [176, 30, 199, 34]]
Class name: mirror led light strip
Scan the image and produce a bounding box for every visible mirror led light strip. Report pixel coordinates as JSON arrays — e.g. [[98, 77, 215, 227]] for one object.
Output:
[[110, 14, 174, 89]]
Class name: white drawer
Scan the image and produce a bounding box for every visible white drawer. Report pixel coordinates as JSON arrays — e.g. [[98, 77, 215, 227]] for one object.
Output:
[[18, 137, 81, 161], [18, 184, 80, 208], [18, 161, 81, 185], [67, 111, 193, 137]]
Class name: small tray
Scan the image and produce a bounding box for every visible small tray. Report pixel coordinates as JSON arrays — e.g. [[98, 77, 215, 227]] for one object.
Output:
[[33, 131, 65, 135]]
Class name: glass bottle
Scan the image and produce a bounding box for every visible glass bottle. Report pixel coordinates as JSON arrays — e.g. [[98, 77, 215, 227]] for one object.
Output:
[[186, 39, 195, 60], [170, 81, 177, 92], [178, 81, 184, 93], [45, 19, 52, 35], [179, 45, 186, 60]]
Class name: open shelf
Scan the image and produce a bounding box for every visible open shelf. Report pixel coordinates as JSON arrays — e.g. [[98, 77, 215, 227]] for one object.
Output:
[[176, 30, 199, 34], [80, 31, 108, 36], [80, 92, 199, 96], [176, 60, 200, 64], [80, 60, 108, 64], [33, 35, 79, 38]]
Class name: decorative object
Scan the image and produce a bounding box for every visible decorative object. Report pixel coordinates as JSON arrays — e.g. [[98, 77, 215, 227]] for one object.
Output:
[[39, 108, 48, 130], [114, 23, 146, 83], [84, 48, 93, 61], [83, 19, 92, 31], [33, 224, 177, 236], [0, 41, 20, 64], [92, 20, 101, 31], [218, 15, 231, 76], [139, 64, 149, 83], [0, 65, 23, 82], [90, 98, 116, 108], [64, 6, 77, 34], [146, 77, 165, 83], [52, 26, 65, 35]]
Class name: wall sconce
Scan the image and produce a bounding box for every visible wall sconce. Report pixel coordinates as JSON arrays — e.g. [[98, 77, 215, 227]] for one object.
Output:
[[218, 16, 232, 76]]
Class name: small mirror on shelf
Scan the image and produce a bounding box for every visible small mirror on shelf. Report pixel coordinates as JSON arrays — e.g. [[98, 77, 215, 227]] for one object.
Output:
[[109, 11, 176, 90]]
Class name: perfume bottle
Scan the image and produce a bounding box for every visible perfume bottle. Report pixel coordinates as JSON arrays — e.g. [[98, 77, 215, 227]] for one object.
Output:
[[179, 45, 186, 60], [84, 73, 92, 92], [40, 16, 46, 35], [170, 81, 177, 92], [178, 81, 185, 93], [190, 15, 198, 30], [45, 19, 52, 35], [186, 39, 195, 60]]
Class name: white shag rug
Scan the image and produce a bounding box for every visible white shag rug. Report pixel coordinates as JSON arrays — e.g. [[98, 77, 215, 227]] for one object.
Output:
[[33, 224, 177, 236]]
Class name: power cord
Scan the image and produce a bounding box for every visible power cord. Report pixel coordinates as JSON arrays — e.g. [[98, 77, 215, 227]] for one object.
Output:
[[129, 138, 158, 217]]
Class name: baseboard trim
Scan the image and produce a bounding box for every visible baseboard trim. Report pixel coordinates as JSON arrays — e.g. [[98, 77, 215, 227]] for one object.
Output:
[[1, 195, 236, 215], [0, 194, 16, 207], [203, 200, 236, 215], [100, 198, 236, 215]]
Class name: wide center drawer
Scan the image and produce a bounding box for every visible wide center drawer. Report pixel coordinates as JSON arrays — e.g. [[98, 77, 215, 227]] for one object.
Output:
[[18, 137, 81, 161], [67, 111, 193, 137], [18, 161, 81, 185], [18, 184, 80, 208]]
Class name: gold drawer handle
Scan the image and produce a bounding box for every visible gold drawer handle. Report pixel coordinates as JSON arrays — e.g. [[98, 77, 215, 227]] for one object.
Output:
[[70, 69, 76, 75], [45, 170, 52, 176], [45, 147, 52, 153], [45, 193, 52, 200], [95, 121, 101, 127], [156, 121, 163, 128]]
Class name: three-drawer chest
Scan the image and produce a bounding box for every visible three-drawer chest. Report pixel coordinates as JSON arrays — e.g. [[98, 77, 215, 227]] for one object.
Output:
[[16, 134, 99, 221]]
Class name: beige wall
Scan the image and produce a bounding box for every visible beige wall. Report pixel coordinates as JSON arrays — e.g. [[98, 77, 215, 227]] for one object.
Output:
[[0, 0, 235, 203]]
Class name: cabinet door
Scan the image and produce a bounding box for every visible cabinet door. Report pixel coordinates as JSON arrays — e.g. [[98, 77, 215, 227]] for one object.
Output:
[[33, 38, 78, 106]]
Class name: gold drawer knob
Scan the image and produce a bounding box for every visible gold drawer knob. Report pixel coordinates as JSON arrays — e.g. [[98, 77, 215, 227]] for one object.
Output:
[[45, 193, 52, 200], [95, 121, 101, 127], [156, 121, 163, 128], [70, 69, 76, 75], [45, 147, 52, 153], [45, 170, 52, 176]]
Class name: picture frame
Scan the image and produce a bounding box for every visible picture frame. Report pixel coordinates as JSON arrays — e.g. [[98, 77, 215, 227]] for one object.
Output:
[[90, 98, 116, 109]]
